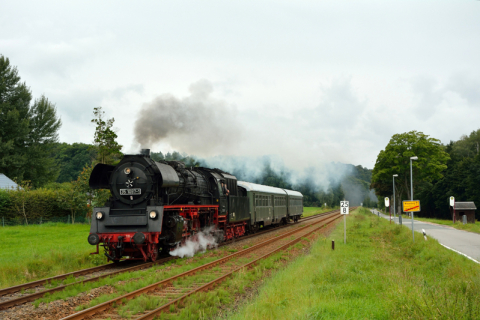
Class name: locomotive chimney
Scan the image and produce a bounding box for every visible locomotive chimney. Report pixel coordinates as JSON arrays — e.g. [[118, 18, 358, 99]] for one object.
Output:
[[141, 149, 151, 157]]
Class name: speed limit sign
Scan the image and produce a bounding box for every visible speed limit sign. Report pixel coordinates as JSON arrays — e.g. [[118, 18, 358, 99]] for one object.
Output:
[[340, 201, 349, 215]]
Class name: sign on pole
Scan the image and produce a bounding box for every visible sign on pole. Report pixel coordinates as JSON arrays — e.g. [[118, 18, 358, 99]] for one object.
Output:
[[340, 201, 349, 214], [449, 196, 455, 207], [340, 201, 349, 244], [402, 200, 421, 213], [385, 197, 390, 207]]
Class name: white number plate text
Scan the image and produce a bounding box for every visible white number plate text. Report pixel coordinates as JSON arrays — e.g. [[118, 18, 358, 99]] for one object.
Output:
[[120, 188, 141, 195]]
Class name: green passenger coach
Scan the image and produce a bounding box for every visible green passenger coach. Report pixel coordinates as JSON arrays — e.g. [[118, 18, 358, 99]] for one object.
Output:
[[237, 181, 304, 232]]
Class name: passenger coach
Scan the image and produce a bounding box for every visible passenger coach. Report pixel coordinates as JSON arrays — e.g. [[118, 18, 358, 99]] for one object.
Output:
[[237, 181, 303, 232]]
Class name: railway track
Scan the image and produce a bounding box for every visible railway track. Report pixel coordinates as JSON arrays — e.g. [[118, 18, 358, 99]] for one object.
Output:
[[0, 208, 351, 313], [62, 210, 342, 320]]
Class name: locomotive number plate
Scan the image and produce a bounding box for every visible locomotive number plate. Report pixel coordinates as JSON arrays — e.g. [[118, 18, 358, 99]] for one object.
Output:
[[120, 188, 141, 195]]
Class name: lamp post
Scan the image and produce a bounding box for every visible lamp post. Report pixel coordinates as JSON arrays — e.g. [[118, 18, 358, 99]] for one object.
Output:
[[393, 174, 398, 223], [410, 156, 418, 241]]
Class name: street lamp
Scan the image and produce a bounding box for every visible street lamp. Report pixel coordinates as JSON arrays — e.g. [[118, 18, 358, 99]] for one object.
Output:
[[393, 174, 398, 222], [410, 156, 418, 200], [410, 156, 418, 242]]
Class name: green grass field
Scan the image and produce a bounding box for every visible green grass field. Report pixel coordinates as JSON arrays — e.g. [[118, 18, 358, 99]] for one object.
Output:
[[0, 223, 107, 289], [226, 208, 480, 320], [413, 216, 480, 234]]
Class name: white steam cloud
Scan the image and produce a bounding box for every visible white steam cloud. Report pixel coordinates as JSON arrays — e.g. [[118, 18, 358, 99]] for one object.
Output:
[[169, 226, 218, 258], [134, 79, 240, 155], [200, 154, 353, 193]]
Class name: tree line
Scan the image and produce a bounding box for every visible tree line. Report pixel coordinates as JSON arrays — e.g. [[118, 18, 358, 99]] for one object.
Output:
[[371, 130, 480, 220]]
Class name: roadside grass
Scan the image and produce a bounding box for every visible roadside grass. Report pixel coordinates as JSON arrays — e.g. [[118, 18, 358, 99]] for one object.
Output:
[[413, 216, 480, 234], [0, 222, 108, 289], [226, 208, 480, 320], [303, 206, 339, 218]]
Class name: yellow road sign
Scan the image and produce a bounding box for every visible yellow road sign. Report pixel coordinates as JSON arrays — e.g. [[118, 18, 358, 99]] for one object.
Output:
[[403, 200, 420, 212]]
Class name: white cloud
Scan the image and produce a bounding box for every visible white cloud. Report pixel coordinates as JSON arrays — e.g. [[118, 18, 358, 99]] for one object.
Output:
[[1, 0, 479, 170]]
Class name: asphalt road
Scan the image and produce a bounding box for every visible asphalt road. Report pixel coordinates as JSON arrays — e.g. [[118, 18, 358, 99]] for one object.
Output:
[[371, 209, 480, 263]]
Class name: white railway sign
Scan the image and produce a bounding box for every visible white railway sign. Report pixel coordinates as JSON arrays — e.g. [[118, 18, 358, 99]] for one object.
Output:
[[340, 201, 349, 215]]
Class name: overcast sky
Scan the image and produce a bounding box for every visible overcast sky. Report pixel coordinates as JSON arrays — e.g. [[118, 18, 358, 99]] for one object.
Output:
[[1, 0, 479, 170]]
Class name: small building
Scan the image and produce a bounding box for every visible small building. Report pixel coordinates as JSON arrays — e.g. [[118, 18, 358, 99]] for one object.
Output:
[[0, 174, 18, 190], [451, 202, 476, 223]]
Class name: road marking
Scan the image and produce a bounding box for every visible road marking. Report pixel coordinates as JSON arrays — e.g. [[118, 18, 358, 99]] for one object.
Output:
[[440, 244, 479, 265]]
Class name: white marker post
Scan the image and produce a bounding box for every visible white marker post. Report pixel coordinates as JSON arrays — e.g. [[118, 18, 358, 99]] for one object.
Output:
[[450, 196, 455, 223], [340, 201, 349, 244], [385, 197, 390, 224]]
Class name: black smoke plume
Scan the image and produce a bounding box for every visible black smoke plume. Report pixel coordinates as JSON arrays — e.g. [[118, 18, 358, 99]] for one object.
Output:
[[134, 80, 240, 155]]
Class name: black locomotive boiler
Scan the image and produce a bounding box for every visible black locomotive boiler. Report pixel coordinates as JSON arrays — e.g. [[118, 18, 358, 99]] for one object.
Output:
[[88, 149, 303, 262]]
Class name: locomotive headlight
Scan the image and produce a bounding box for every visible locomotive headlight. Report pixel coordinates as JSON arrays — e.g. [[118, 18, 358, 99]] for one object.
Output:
[[149, 210, 157, 219], [96, 211, 104, 220], [124, 167, 131, 175]]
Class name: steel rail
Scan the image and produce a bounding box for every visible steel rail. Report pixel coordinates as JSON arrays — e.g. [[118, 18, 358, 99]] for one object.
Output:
[[60, 211, 342, 320], [0, 207, 348, 310], [0, 262, 126, 298], [136, 213, 342, 320], [0, 257, 174, 310]]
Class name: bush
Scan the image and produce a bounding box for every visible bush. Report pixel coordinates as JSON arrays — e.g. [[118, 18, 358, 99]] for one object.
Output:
[[1, 186, 89, 225], [0, 189, 11, 217], [0, 165, 111, 225]]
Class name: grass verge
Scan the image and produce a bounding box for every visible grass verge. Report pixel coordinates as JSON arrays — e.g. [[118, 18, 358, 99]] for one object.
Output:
[[226, 208, 480, 320], [413, 216, 480, 234], [0, 223, 107, 289]]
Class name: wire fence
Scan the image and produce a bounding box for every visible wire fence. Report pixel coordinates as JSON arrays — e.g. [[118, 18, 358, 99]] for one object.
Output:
[[1, 215, 91, 227]]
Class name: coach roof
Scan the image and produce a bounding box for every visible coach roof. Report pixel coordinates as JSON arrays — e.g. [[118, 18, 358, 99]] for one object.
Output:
[[237, 181, 303, 198], [237, 181, 286, 195], [282, 189, 303, 198]]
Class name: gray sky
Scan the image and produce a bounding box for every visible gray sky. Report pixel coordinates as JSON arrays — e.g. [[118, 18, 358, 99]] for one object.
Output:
[[1, 0, 479, 170]]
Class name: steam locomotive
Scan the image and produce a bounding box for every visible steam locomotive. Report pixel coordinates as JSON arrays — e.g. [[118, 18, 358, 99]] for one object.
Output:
[[87, 149, 303, 262]]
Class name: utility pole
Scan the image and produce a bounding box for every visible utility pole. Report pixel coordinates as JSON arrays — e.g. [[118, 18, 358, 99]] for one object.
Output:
[[410, 156, 418, 242]]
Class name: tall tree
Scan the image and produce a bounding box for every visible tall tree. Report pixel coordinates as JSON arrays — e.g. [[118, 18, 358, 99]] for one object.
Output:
[[0, 55, 31, 181], [23, 95, 62, 187], [0, 55, 61, 186], [371, 131, 450, 212], [91, 106, 123, 165]]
